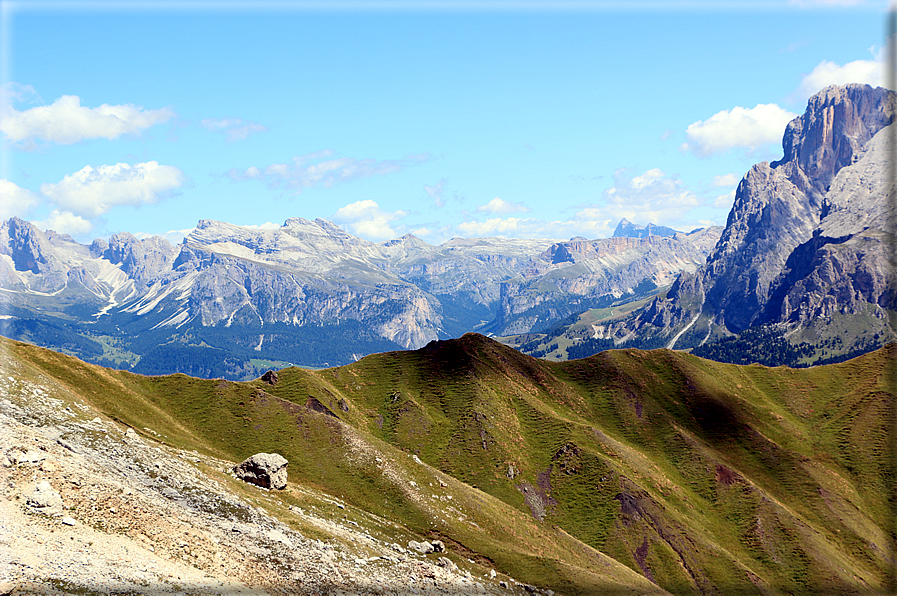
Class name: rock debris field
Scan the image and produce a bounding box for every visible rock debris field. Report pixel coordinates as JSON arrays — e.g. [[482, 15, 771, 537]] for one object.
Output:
[[0, 353, 517, 596]]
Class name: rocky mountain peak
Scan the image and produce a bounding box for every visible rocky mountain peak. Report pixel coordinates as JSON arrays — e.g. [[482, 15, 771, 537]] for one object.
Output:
[[774, 83, 895, 194], [606, 84, 897, 358], [104, 232, 177, 286], [1, 218, 46, 273]]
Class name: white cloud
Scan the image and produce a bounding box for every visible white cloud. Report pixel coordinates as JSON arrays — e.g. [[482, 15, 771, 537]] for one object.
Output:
[[229, 150, 429, 191], [476, 197, 530, 214], [457, 217, 528, 236], [454, 216, 600, 240], [0, 94, 174, 146], [331, 199, 408, 241], [40, 161, 185, 218], [630, 168, 665, 190], [200, 117, 267, 142], [680, 104, 798, 157], [1, 82, 40, 107], [794, 57, 883, 102], [712, 173, 741, 187], [31, 210, 93, 237], [0, 179, 39, 219]]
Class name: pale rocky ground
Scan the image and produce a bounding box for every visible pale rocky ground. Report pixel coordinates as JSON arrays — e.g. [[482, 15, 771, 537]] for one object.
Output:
[[0, 353, 523, 596]]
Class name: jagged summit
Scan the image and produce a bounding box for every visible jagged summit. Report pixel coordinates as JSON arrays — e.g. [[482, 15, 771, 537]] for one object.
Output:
[[596, 84, 896, 361], [612, 218, 680, 239]]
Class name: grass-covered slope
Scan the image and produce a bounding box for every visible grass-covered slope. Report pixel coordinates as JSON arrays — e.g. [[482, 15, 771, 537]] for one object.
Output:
[[5, 333, 895, 595]]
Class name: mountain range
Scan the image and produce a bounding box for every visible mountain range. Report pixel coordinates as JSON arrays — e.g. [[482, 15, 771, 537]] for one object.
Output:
[[1, 84, 893, 377], [0, 214, 717, 379]]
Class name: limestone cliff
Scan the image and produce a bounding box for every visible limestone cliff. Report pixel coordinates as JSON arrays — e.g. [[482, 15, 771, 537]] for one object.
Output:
[[602, 84, 896, 359]]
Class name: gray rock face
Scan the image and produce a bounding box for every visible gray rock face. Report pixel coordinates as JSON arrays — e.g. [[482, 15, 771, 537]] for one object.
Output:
[[104, 232, 177, 288], [233, 453, 288, 490], [0, 218, 69, 293], [486, 227, 721, 336], [605, 84, 897, 356]]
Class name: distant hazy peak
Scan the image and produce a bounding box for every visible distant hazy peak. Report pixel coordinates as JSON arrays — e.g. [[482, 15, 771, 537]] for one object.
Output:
[[612, 218, 680, 239]]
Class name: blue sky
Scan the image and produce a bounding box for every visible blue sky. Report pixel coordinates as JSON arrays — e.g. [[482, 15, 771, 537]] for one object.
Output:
[[0, 0, 892, 245]]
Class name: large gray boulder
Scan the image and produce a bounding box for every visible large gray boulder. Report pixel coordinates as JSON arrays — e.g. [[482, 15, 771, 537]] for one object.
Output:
[[232, 453, 288, 490], [27, 480, 64, 515]]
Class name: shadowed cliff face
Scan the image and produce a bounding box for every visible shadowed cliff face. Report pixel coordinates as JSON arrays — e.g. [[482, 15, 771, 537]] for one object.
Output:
[[599, 84, 897, 359]]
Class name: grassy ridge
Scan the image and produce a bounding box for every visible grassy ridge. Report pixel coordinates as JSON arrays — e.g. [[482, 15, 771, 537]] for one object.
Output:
[[6, 334, 894, 595]]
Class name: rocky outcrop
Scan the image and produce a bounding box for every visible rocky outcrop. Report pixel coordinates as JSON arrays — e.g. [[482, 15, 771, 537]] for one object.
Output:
[[0, 218, 69, 292], [232, 453, 289, 490], [104, 232, 178, 288], [27, 480, 65, 515], [775, 84, 894, 195], [606, 84, 896, 357]]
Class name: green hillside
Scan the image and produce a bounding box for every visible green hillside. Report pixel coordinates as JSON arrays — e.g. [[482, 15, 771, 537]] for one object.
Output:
[[5, 333, 895, 595]]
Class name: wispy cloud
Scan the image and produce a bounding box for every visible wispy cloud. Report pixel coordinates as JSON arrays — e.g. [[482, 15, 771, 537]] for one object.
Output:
[[200, 117, 267, 142], [575, 168, 702, 233], [680, 104, 797, 157], [229, 150, 429, 191], [450, 168, 716, 241], [0, 87, 174, 147], [714, 189, 737, 209], [424, 179, 447, 208]]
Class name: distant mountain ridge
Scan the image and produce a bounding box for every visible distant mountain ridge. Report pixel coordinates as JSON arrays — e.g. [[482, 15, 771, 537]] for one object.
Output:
[[0, 214, 717, 377], [612, 218, 680, 238]]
